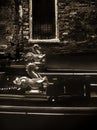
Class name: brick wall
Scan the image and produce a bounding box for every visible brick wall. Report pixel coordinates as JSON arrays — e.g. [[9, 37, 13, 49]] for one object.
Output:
[[55, 0, 97, 53], [20, 0, 97, 54], [58, 0, 97, 51], [0, 0, 16, 45], [0, 0, 97, 55], [0, 0, 24, 59], [22, 0, 29, 40]]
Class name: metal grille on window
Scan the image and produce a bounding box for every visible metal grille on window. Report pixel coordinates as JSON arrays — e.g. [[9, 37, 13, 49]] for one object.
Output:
[[32, 0, 55, 39]]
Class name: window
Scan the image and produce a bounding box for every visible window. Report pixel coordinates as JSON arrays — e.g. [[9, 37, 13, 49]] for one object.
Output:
[[29, 0, 59, 42]]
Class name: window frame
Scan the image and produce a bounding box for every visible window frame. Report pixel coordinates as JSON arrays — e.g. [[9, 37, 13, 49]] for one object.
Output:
[[29, 0, 59, 43]]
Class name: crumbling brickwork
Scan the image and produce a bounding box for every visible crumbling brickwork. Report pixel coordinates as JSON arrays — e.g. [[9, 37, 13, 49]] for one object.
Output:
[[58, 0, 97, 53], [20, 0, 97, 54], [22, 0, 29, 40], [0, 0, 16, 45], [0, 0, 97, 55]]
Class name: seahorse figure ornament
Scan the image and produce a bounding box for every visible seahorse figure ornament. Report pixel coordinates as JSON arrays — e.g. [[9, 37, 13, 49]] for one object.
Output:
[[25, 44, 46, 64], [13, 44, 48, 93]]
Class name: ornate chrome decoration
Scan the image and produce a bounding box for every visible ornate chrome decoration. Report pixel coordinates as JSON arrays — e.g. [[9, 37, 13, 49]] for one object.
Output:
[[24, 44, 46, 64], [13, 44, 48, 94]]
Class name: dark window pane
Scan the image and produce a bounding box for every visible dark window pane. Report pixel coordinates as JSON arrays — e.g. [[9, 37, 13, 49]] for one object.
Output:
[[32, 0, 55, 39]]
